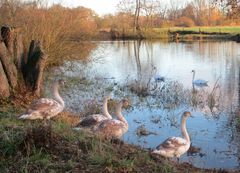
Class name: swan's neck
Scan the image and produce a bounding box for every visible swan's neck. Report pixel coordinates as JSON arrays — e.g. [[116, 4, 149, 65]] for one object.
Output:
[[102, 99, 111, 119], [116, 102, 128, 127], [181, 116, 190, 142], [192, 71, 195, 83], [52, 82, 64, 107]]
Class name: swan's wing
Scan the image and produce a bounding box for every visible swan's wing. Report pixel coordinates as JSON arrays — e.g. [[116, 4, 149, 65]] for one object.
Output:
[[96, 119, 125, 135], [29, 98, 60, 112], [193, 79, 208, 84], [78, 114, 107, 127], [157, 137, 187, 150]]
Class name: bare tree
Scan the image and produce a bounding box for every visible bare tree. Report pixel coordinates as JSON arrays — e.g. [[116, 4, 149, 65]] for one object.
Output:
[[141, 0, 161, 29], [118, 0, 164, 36], [168, 0, 182, 20], [212, 0, 240, 18], [117, 0, 142, 34]]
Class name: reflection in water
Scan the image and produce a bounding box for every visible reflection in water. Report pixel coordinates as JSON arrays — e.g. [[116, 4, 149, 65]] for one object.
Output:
[[49, 40, 240, 169]]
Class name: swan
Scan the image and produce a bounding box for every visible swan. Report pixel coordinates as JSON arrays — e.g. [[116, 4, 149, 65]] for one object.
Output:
[[94, 99, 129, 138], [76, 96, 112, 128], [152, 111, 193, 160], [19, 79, 65, 120], [192, 70, 208, 86], [154, 74, 165, 82]]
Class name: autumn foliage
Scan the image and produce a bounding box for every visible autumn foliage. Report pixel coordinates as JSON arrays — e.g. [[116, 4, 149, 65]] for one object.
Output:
[[0, 1, 99, 66]]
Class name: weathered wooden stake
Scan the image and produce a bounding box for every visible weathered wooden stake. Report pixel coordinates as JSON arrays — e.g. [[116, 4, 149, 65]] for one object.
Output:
[[23, 40, 46, 96], [0, 25, 47, 99]]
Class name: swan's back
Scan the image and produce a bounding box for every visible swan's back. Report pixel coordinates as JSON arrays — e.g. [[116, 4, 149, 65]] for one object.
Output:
[[153, 136, 190, 158], [77, 114, 108, 128], [193, 79, 208, 85], [19, 98, 64, 120], [19, 79, 65, 120], [95, 119, 127, 138]]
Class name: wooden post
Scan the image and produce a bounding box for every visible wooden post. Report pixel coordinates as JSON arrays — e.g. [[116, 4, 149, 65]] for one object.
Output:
[[1, 25, 14, 55], [0, 61, 10, 97], [0, 25, 47, 99], [14, 33, 25, 70], [23, 40, 46, 96], [0, 41, 18, 89]]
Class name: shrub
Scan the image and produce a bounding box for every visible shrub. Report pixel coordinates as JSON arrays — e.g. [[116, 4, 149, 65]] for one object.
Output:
[[175, 17, 195, 27]]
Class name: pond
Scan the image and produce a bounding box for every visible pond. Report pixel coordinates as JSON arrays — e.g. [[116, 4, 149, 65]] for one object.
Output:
[[48, 40, 240, 169]]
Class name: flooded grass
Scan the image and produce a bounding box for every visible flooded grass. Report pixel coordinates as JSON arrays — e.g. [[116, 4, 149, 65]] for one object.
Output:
[[0, 104, 216, 173], [46, 40, 240, 170]]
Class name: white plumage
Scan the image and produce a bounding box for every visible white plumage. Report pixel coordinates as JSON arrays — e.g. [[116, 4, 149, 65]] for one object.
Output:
[[19, 79, 65, 120], [192, 70, 208, 86], [152, 111, 192, 159]]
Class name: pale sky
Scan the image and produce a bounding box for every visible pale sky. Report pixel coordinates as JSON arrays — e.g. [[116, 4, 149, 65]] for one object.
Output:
[[48, 0, 189, 16], [49, 0, 120, 15]]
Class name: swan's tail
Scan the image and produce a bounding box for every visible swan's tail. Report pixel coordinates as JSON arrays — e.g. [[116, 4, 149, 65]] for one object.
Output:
[[151, 149, 167, 156], [18, 113, 43, 120]]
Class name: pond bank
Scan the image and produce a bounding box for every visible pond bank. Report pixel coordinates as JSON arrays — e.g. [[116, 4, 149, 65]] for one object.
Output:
[[0, 103, 239, 173], [97, 27, 240, 42]]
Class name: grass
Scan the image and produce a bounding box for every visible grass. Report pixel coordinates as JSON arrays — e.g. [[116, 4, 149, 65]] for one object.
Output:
[[0, 103, 235, 173], [111, 26, 240, 40], [154, 26, 240, 34]]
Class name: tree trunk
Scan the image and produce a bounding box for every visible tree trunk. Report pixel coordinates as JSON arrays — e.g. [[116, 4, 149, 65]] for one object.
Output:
[[0, 60, 10, 98], [14, 33, 24, 70], [23, 40, 46, 96], [0, 25, 47, 99], [0, 41, 18, 89], [134, 0, 140, 34], [1, 25, 14, 55]]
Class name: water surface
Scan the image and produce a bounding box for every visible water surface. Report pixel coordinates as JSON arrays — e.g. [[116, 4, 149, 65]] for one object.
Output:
[[50, 40, 240, 169]]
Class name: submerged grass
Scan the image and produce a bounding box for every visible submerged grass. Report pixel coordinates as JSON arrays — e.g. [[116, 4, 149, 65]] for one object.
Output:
[[0, 103, 235, 172]]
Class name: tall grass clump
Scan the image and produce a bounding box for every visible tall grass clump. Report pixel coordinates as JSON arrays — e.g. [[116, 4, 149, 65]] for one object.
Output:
[[0, 1, 98, 67]]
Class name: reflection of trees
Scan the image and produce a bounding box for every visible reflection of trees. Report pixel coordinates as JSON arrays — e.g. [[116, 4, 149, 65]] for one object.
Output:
[[133, 40, 142, 80], [128, 40, 164, 97]]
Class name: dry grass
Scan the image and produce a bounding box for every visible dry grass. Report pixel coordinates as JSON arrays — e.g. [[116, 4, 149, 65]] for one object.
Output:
[[0, 1, 98, 67], [53, 111, 81, 127]]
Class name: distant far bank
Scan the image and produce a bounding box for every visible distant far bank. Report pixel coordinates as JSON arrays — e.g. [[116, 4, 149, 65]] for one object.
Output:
[[98, 26, 240, 42]]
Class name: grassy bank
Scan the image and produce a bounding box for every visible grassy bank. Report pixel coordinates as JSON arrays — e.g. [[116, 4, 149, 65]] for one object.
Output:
[[0, 103, 236, 173], [155, 26, 240, 34], [110, 26, 240, 40]]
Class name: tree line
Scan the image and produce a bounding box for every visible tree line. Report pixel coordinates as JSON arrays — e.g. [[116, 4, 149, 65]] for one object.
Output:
[[114, 0, 240, 34]]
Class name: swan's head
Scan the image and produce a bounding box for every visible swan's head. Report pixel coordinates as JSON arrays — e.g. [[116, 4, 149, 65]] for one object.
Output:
[[183, 111, 193, 118], [58, 79, 66, 86], [121, 99, 130, 108], [191, 70, 195, 73]]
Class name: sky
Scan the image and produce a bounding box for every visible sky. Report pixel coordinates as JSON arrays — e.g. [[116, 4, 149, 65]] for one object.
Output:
[[49, 0, 120, 15], [48, 0, 190, 16]]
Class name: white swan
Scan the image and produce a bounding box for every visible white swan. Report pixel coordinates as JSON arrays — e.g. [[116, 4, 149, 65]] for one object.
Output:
[[76, 96, 112, 128], [192, 70, 208, 86], [152, 111, 193, 159], [94, 99, 129, 138], [19, 79, 65, 120]]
